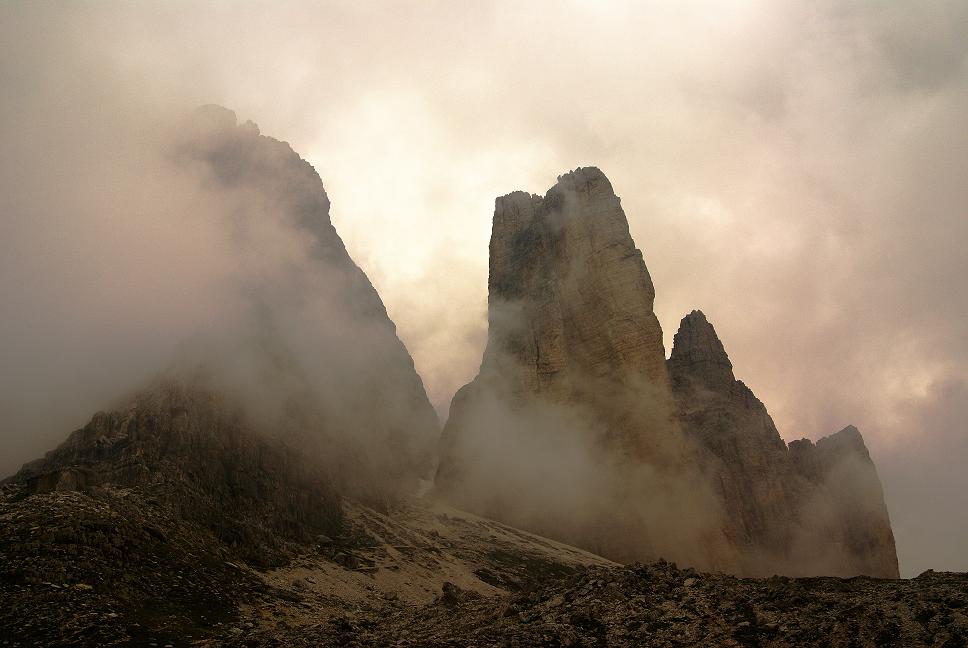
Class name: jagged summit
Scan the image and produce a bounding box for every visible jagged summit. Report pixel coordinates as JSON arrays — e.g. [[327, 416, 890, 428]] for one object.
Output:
[[485, 166, 664, 384], [494, 166, 614, 203], [820, 424, 869, 453], [669, 309, 898, 577], [551, 165, 614, 195], [668, 310, 735, 386], [192, 103, 241, 129]]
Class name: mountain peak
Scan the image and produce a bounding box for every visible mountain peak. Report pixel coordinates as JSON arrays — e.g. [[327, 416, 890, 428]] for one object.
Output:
[[439, 167, 719, 568], [817, 424, 872, 461], [192, 103, 238, 129], [553, 166, 614, 194], [668, 310, 734, 385], [484, 166, 665, 383]]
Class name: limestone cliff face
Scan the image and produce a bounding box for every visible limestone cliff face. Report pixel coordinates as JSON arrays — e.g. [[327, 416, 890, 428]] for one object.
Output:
[[483, 168, 670, 400], [437, 168, 733, 570], [668, 310, 799, 570], [447, 168, 681, 455], [438, 166, 898, 577], [669, 311, 899, 578]]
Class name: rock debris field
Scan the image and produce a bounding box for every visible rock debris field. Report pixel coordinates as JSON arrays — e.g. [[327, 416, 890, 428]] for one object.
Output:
[[3, 484, 966, 647]]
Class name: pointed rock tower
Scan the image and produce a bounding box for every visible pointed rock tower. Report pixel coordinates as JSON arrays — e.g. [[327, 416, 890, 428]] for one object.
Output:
[[669, 310, 899, 577], [438, 168, 898, 578], [437, 168, 735, 569]]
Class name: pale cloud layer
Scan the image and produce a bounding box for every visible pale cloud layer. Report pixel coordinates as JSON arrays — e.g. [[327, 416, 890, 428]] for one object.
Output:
[[1, 0, 965, 576]]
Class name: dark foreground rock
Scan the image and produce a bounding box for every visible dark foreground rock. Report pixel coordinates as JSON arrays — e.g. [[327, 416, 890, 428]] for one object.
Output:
[[0, 482, 261, 646], [2, 481, 964, 647], [0, 487, 610, 647], [6, 383, 342, 570], [254, 562, 968, 648]]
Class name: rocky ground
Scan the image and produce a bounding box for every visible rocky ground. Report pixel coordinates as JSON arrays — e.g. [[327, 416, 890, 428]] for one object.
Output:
[[2, 484, 965, 647], [289, 563, 967, 648], [0, 483, 263, 646], [0, 485, 609, 646]]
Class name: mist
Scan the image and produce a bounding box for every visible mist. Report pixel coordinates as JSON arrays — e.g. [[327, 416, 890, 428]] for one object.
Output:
[[2, 1, 966, 575], [0, 13, 439, 500]]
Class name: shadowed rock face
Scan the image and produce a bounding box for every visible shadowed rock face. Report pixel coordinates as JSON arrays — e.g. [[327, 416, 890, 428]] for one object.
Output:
[[437, 168, 734, 570], [8, 383, 340, 568], [669, 310, 899, 578], [173, 105, 440, 499], [6, 105, 440, 560], [788, 426, 900, 578]]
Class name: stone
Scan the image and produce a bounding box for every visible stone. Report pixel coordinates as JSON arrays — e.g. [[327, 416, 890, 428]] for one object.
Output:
[[5, 106, 441, 568], [170, 104, 440, 500], [436, 167, 733, 570], [669, 310, 899, 578], [438, 167, 898, 578]]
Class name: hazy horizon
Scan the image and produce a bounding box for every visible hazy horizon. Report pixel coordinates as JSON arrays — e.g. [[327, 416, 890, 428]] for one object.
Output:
[[1, 0, 966, 577]]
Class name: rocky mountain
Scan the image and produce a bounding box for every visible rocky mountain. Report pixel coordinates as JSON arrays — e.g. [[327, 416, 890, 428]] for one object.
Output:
[[6, 102, 440, 531], [1, 106, 445, 639], [169, 105, 440, 501], [669, 310, 899, 578], [437, 167, 898, 579], [1, 126, 925, 646], [436, 167, 734, 570]]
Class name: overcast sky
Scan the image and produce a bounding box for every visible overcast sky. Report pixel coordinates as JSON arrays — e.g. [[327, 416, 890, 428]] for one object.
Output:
[[1, 0, 965, 576]]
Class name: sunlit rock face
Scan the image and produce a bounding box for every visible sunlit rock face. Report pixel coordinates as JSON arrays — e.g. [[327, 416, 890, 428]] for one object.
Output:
[[483, 167, 672, 402], [669, 311, 899, 578], [437, 168, 736, 571], [438, 167, 898, 577]]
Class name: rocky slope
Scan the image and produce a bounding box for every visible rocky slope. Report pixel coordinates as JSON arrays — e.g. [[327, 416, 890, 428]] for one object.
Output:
[[6, 382, 341, 569], [436, 167, 733, 570], [292, 562, 966, 648], [3, 480, 961, 647], [0, 485, 612, 646], [437, 167, 898, 578]]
